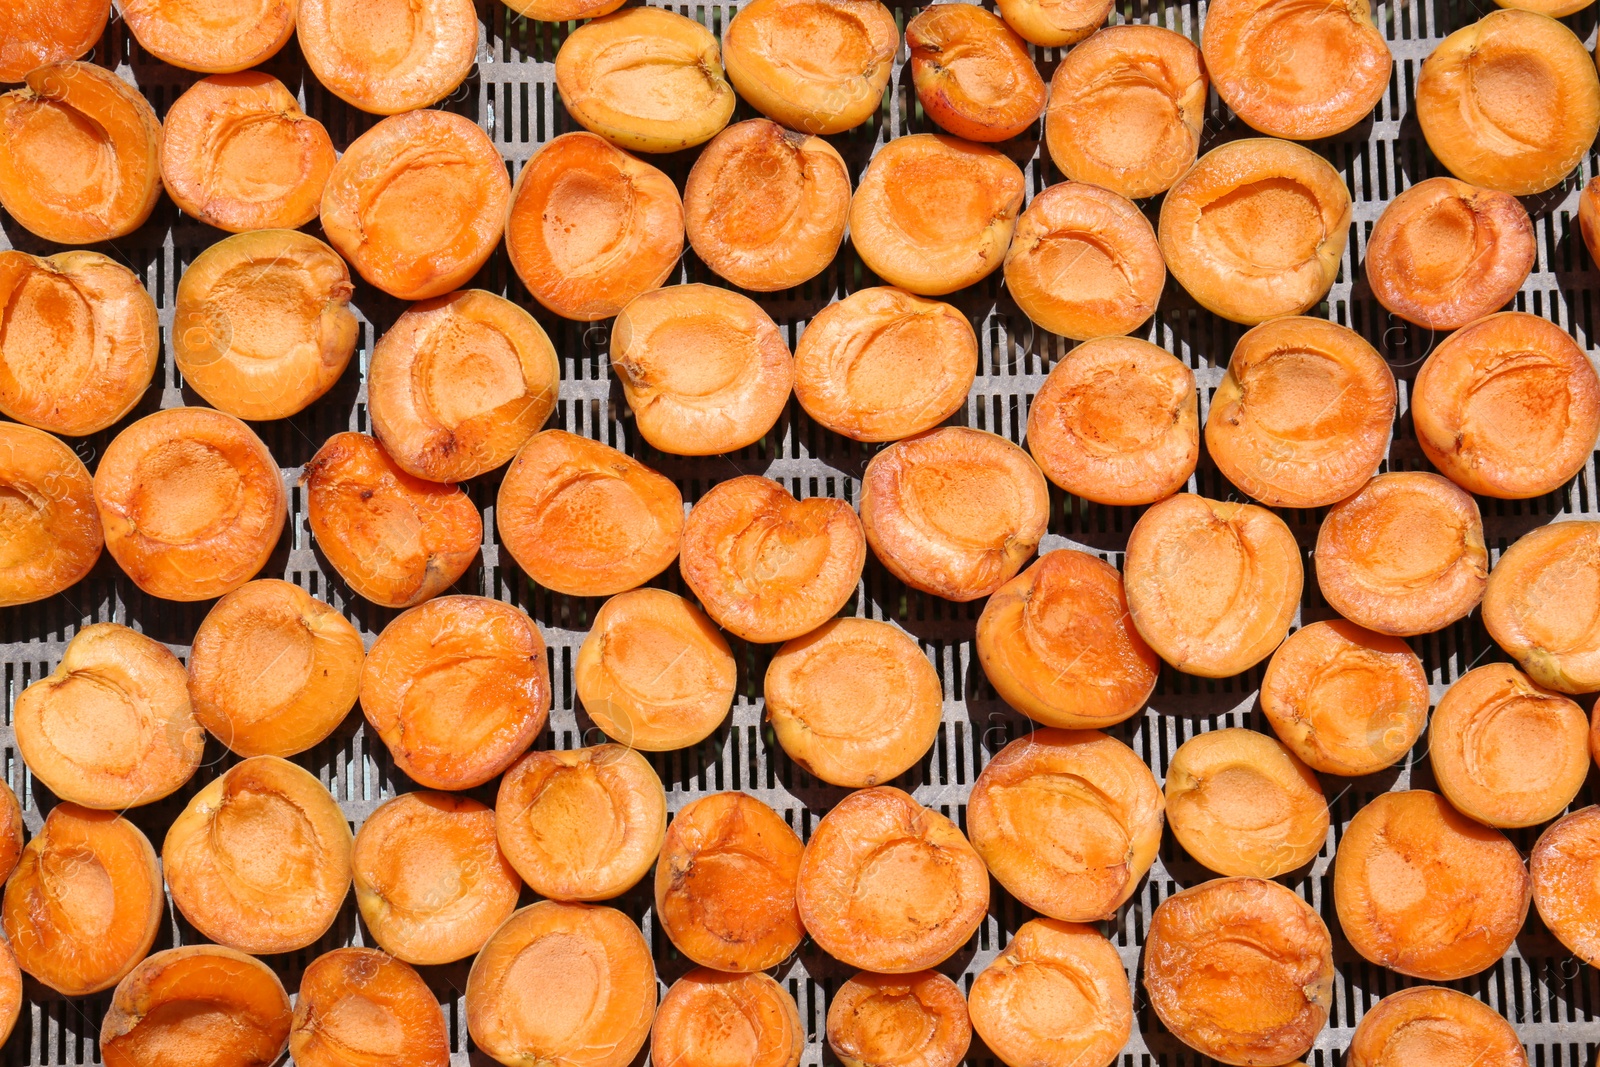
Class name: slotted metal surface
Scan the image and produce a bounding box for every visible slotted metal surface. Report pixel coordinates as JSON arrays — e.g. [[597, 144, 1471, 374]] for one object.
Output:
[[2, 0, 1599, 1063]]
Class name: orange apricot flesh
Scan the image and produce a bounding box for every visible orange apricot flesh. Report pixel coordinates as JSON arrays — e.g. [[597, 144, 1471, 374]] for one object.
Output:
[[1531, 806, 1600, 967], [0, 783, 21, 886], [1582, 177, 1600, 266], [1484, 520, 1600, 694], [0, 0, 108, 82], [121, 0, 293, 72], [996, 0, 1111, 45], [0, 939, 18, 1049], [0, 422, 102, 607], [653, 970, 803, 1067], [101, 946, 292, 1067], [1347, 986, 1528, 1067], [297, 0, 478, 114], [827, 971, 971, 1067], [505, 0, 624, 21], [907, 4, 1046, 142], [290, 948, 449, 1067]]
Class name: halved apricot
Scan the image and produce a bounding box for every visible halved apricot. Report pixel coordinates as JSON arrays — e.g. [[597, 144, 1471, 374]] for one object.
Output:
[[361, 596, 550, 790], [1124, 493, 1303, 677], [797, 786, 988, 972], [1412, 312, 1600, 499], [505, 132, 683, 322], [1158, 138, 1351, 324], [466, 902, 656, 1067], [353, 791, 521, 966], [1347, 986, 1527, 1067], [652, 970, 802, 1067], [101, 946, 291, 1067], [290, 948, 448, 1067], [0, 939, 18, 1048], [1531, 806, 1600, 966], [850, 134, 1025, 296], [612, 283, 793, 456], [1045, 25, 1206, 199], [996, 0, 1111, 45], [685, 119, 850, 291], [1206, 316, 1396, 508], [14, 623, 201, 808], [497, 429, 682, 598], [1334, 789, 1530, 980], [654, 792, 805, 973], [556, 7, 734, 153], [723, 0, 899, 135], [120, 0, 293, 73], [968, 729, 1163, 922], [0, 0, 108, 82], [93, 407, 286, 601], [321, 111, 510, 300], [0, 783, 22, 886], [1484, 521, 1600, 693], [1582, 178, 1600, 266], [0, 422, 102, 606], [0, 62, 161, 244], [1259, 620, 1429, 775], [680, 475, 865, 643], [0, 249, 158, 437], [1417, 10, 1600, 195], [827, 971, 971, 1067], [907, 4, 1045, 143], [505, 0, 623, 18], [297, 0, 477, 114], [1315, 472, 1488, 636], [1145, 877, 1333, 1066], [496, 744, 666, 901], [861, 427, 1050, 602]]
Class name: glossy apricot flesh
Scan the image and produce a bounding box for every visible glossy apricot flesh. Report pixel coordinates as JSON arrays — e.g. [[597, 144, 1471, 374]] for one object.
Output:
[[1531, 806, 1600, 967], [497, 430, 682, 598], [0, 0, 108, 82], [353, 791, 521, 966], [361, 596, 550, 790], [680, 475, 865, 643], [1347, 986, 1528, 1067], [0, 423, 102, 606], [652, 969, 803, 1067], [0, 783, 22, 886], [0, 939, 18, 1049], [827, 971, 971, 1067], [0, 250, 158, 437], [685, 119, 850, 291], [1334, 789, 1531, 980], [120, 0, 292, 72], [505, 132, 683, 322], [969, 729, 1163, 921], [996, 0, 1111, 45], [1315, 472, 1488, 636], [297, 0, 477, 114], [1, 803, 161, 996], [1412, 312, 1600, 499], [907, 4, 1045, 142], [321, 111, 510, 300], [1484, 521, 1600, 693], [290, 948, 448, 1067], [101, 946, 292, 1067], [1158, 138, 1351, 324], [1145, 877, 1333, 1066], [0, 62, 161, 244], [1124, 494, 1303, 677]]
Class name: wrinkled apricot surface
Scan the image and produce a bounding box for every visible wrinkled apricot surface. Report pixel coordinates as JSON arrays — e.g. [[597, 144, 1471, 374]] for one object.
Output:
[[827, 971, 971, 1067], [0, 0, 108, 82], [1484, 520, 1600, 694], [1531, 806, 1600, 967], [298, 0, 477, 114], [653, 970, 803, 1067], [101, 945, 292, 1067], [0, 422, 102, 606], [996, 0, 1111, 45], [121, 0, 293, 72], [907, 4, 1045, 142], [290, 948, 448, 1067], [1347, 986, 1528, 1067]]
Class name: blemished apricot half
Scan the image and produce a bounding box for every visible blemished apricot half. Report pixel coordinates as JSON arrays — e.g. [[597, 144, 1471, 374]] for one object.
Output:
[[362, 596, 551, 790], [797, 786, 988, 972], [680, 475, 865, 644], [93, 407, 286, 601], [353, 791, 521, 965], [1315, 472, 1488, 636], [290, 948, 449, 1067], [101, 946, 292, 1067], [1206, 316, 1396, 508], [766, 618, 943, 787], [827, 971, 971, 1067], [685, 119, 850, 291], [1532, 806, 1600, 967], [1005, 182, 1165, 341], [1145, 877, 1333, 1067], [164, 755, 352, 954], [0, 62, 161, 244], [850, 134, 1025, 296], [14, 623, 202, 809], [0, 250, 158, 437], [1259, 620, 1429, 775], [1, 803, 161, 996], [575, 589, 736, 751], [612, 284, 793, 456], [321, 111, 510, 300], [722, 0, 899, 135], [1124, 494, 1303, 677], [653, 970, 803, 1067], [970, 919, 1131, 1067], [369, 290, 559, 482], [505, 132, 683, 322], [997, 0, 1111, 45], [0, 940, 18, 1049], [120, 0, 292, 73], [1045, 25, 1206, 200], [907, 4, 1046, 143], [1159, 138, 1351, 324], [0, 0, 108, 82], [1347, 986, 1528, 1067], [862, 427, 1050, 602], [655, 792, 805, 972], [297, 0, 477, 114], [793, 286, 976, 442], [977, 549, 1160, 729], [1412, 312, 1600, 499], [1485, 521, 1600, 693], [497, 429, 683, 598], [969, 729, 1164, 921], [0, 423, 102, 607], [505, 0, 623, 19], [496, 744, 667, 901], [1334, 789, 1531, 980], [1417, 10, 1600, 196], [556, 7, 734, 153]]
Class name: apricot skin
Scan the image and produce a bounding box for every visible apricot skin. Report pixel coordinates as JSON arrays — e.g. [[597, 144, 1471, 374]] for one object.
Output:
[[1347, 986, 1527, 1067], [101, 945, 292, 1067], [1484, 521, 1600, 694], [0, 422, 103, 607], [653, 970, 803, 1067], [907, 4, 1046, 142], [827, 971, 971, 1067], [0, 0, 109, 82], [290, 948, 448, 1067]]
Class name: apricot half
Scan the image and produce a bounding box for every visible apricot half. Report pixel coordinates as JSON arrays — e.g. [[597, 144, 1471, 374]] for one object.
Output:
[[653, 970, 803, 1067], [827, 971, 971, 1067], [0, 940, 18, 1050], [297, 0, 477, 114], [1334, 789, 1531, 980], [290, 948, 448, 1067], [969, 729, 1163, 921], [680, 475, 865, 643], [1158, 138, 1351, 324], [101, 946, 292, 1067], [1531, 806, 1600, 967], [0, 422, 102, 606], [907, 4, 1046, 143], [505, 0, 623, 20], [120, 0, 292, 72], [1583, 178, 1600, 266], [0, 0, 108, 82], [1347, 986, 1527, 1067], [0, 783, 22, 886], [1484, 521, 1600, 693], [996, 0, 1111, 46]]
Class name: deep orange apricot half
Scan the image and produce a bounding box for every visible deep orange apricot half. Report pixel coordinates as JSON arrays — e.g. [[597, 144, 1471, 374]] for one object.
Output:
[[102, 946, 292, 1067], [120, 0, 294, 72], [298, 0, 478, 114], [1347, 986, 1527, 1067], [290, 948, 449, 1067], [996, 0, 1111, 46], [0, 423, 102, 607], [652, 970, 804, 1067], [906, 4, 1046, 142], [827, 971, 971, 1067], [0, 0, 108, 82]]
